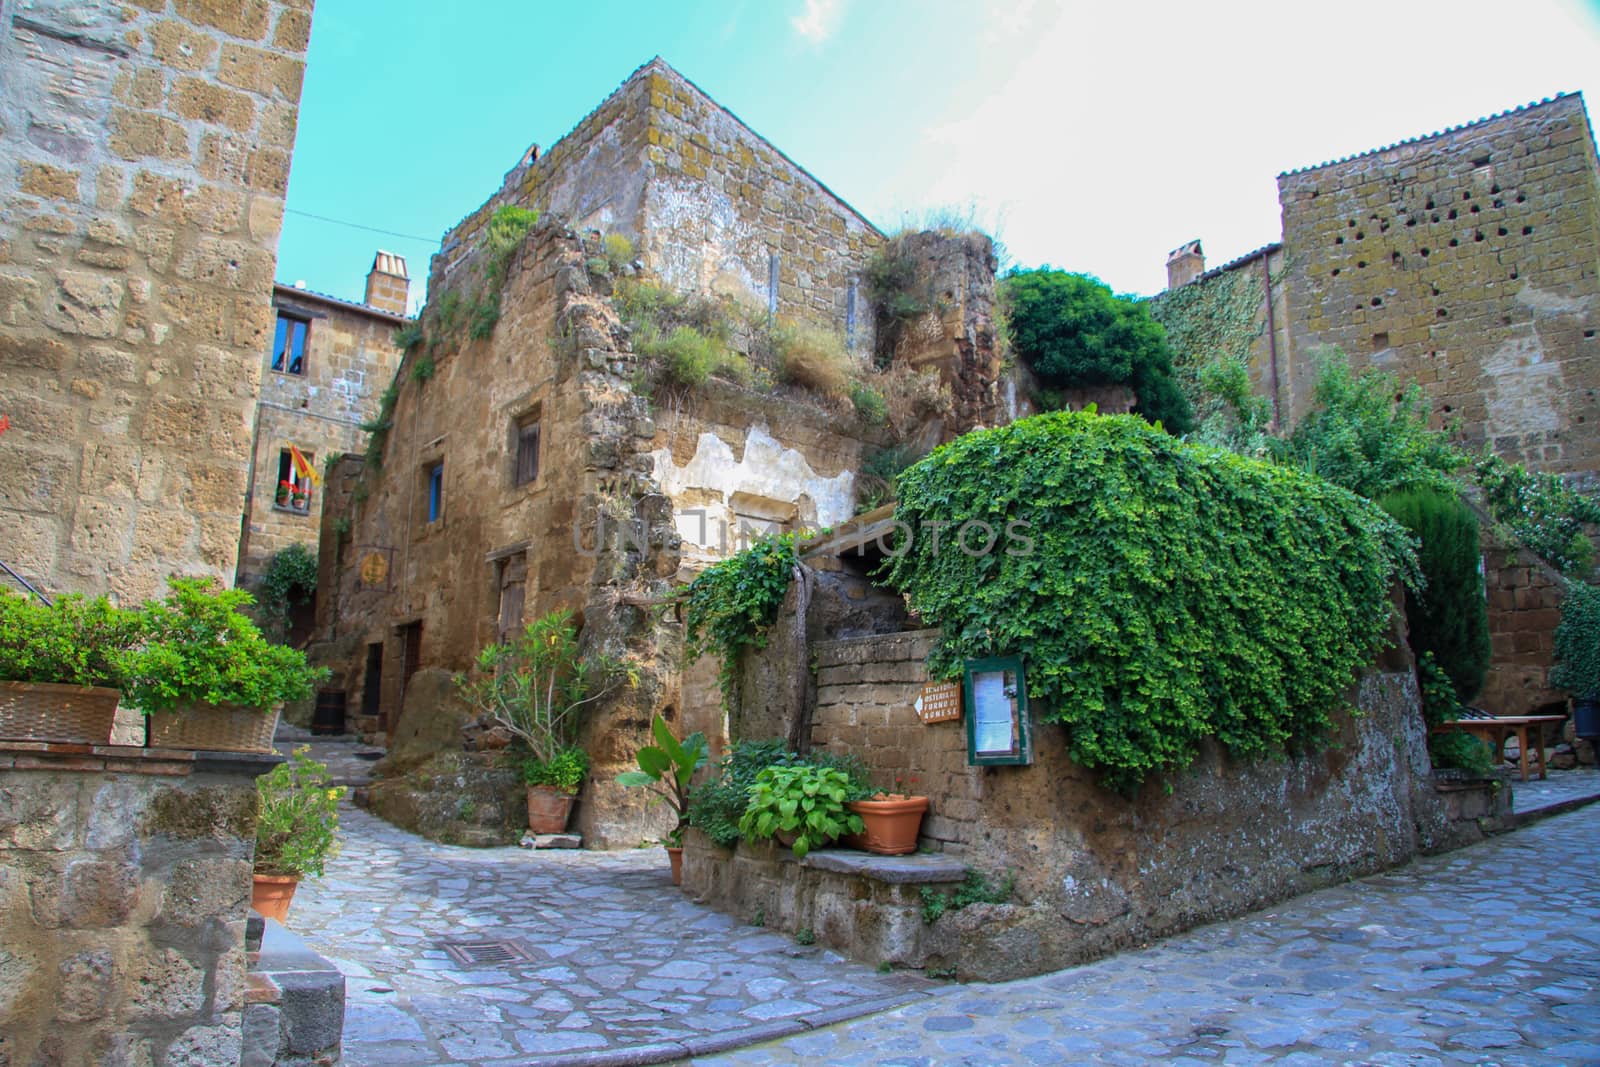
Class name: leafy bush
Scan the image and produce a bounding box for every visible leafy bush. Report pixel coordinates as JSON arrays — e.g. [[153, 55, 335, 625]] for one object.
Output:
[[0, 590, 142, 688], [683, 533, 800, 710], [1381, 487, 1491, 703], [122, 578, 326, 712], [1275, 352, 1466, 499], [1001, 268, 1194, 433], [255, 746, 346, 877], [392, 321, 424, 353], [738, 763, 863, 858], [688, 739, 791, 847], [920, 869, 1015, 924], [1416, 651, 1495, 775], [864, 238, 929, 366], [255, 543, 318, 643], [1551, 582, 1600, 699], [850, 382, 888, 425], [616, 713, 709, 845], [455, 607, 630, 763], [602, 233, 634, 274], [483, 205, 540, 286], [519, 745, 589, 794], [883, 411, 1416, 792], [1474, 451, 1600, 576], [468, 295, 500, 340], [642, 325, 729, 389]]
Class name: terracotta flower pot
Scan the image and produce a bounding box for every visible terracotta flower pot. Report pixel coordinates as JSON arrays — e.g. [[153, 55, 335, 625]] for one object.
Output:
[[666, 845, 683, 885], [252, 873, 299, 923], [846, 795, 929, 855], [526, 784, 576, 833]]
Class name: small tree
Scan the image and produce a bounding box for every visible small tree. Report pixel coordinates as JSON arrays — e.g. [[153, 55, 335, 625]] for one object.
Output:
[[455, 608, 632, 766], [1381, 486, 1491, 703], [1001, 268, 1194, 433]]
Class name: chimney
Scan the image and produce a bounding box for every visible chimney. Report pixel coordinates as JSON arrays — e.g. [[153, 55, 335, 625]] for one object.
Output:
[[1165, 240, 1205, 289], [365, 250, 409, 315]]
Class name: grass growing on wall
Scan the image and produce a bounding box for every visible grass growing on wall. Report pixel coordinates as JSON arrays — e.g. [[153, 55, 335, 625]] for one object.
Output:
[[882, 411, 1418, 792]]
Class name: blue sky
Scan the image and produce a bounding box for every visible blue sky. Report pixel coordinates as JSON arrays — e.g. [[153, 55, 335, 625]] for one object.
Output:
[[275, 0, 1600, 312]]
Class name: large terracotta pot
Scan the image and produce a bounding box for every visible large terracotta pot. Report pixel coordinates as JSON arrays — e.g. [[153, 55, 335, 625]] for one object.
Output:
[[252, 873, 299, 923], [666, 845, 683, 885], [846, 795, 930, 855], [526, 785, 576, 833]]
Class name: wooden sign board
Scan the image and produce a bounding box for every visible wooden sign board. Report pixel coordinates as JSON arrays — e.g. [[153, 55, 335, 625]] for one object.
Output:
[[915, 681, 962, 724]]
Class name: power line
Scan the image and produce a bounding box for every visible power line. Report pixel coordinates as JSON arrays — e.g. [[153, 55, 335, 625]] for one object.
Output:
[[285, 208, 441, 245]]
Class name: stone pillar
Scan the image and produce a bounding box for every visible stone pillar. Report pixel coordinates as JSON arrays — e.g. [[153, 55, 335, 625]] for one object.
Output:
[[1166, 239, 1205, 288], [0, 742, 278, 1066], [364, 251, 410, 315]]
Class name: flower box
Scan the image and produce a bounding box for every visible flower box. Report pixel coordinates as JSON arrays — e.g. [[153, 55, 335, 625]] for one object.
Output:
[[0, 681, 120, 745]]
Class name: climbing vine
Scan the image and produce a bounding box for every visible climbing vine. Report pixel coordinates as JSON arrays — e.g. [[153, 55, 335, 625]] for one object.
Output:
[[1474, 451, 1600, 576], [255, 543, 318, 643], [682, 532, 801, 710], [882, 411, 1417, 792]]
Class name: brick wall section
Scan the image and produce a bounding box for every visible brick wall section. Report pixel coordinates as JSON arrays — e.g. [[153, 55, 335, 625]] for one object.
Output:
[[0, 0, 313, 601], [1480, 544, 1567, 713], [1277, 94, 1600, 470], [236, 289, 405, 587], [434, 58, 880, 347], [0, 744, 273, 1066]]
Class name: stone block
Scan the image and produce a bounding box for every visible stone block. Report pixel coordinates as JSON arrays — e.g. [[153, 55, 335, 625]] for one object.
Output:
[[0, 269, 43, 325], [0, 778, 80, 849], [217, 43, 305, 102], [57, 856, 141, 927], [148, 19, 219, 71], [0, 330, 69, 370], [240, 1002, 283, 1066], [245, 148, 290, 196], [171, 77, 256, 131], [79, 442, 144, 499], [272, 8, 312, 51], [128, 946, 207, 1018], [164, 1020, 243, 1067], [18, 162, 81, 201], [158, 857, 250, 925], [108, 108, 189, 161], [174, 0, 270, 40], [57, 950, 115, 1022], [42, 269, 125, 338], [68, 497, 135, 563], [0, 945, 41, 1017]]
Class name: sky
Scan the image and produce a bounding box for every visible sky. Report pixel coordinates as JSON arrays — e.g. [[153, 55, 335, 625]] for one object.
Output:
[[274, 0, 1600, 313]]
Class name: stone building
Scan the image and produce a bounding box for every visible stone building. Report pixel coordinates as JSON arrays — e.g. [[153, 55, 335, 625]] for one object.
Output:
[[312, 58, 1000, 847], [1151, 93, 1600, 713], [0, 0, 315, 603], [235, 253, 409, 590]]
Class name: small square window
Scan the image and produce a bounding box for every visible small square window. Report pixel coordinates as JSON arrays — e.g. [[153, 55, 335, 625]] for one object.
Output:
[[271, 311, 309, 375], [513, 414, 541, 487], [426, 461, 444, 524], [275, 449, 314, 514]]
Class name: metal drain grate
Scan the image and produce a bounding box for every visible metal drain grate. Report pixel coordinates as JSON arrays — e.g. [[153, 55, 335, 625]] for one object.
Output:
[[438, 938, 537, 968]]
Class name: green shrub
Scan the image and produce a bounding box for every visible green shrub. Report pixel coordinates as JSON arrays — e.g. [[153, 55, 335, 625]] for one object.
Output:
[[688, 739, 791, 847], [864, 239, 928, 365], [644, 325, 725, 388], [739, 763, 862, 858], [683, 533, 800, 710], [883, 411, 1416, 792], [850, 382, 888, 425], [255, 746, 346, 877], [255, 543, 318, 643], [1551, 582, 1600, 699], [615, 713, 709, 846], [518, 745, 589, 794], [0, 590, 142, 688], [122, 578, 326, 711], [602, 233, 634, 274], [483, 205, 540, 286], [1417, 651, 1494, 775], [392, 321, 424, 353], [1381, 487, 1490, 703], [920, 869, 1015, 924], [1001, 268, 1194, 433], [468, 294, 500, 340], [1474, 451, 1600, 576], [775, 320, 855, 398]]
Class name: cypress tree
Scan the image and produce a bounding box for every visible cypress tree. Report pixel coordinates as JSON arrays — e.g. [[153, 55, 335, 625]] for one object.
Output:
[[1380, 487, 1491, 703]]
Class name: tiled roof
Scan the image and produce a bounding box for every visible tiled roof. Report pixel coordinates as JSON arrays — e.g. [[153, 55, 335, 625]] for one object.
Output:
[[1279, 93, 1583, 178], [1196, 242, 1282, 283], [272, 282, 412, 324]]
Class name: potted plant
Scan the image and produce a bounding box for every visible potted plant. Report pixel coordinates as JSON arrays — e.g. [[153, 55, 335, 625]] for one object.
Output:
[[0, 589, 142, 744], [616, 713, 709, 883], [253, 746, 346, 923], [456, 607, 630, 834], [847, 775, 930, 855], [517, 745, 589, 833], [739, 763, 863, 859], [290, 484, 310, 511], [1552, 581, 1600, 747], [122, 578, 325, 752], [275, 480, 292, 507]]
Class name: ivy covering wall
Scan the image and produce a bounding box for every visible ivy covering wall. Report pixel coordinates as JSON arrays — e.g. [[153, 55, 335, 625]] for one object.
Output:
[[1146, 261, 1268, 419], [882, 411, 1417, 792]]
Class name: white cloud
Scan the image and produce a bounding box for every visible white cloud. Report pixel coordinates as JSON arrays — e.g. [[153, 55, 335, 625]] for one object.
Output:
[[791, 0, 845, 43]]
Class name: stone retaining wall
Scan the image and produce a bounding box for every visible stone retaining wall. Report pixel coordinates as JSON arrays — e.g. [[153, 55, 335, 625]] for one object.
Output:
[[0, 742, 276, 1066]]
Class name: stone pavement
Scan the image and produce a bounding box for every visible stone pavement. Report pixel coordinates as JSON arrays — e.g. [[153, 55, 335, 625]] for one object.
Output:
[[287, 804, 930, 1067], [1512, 765, 1600, 815], [694, 804, 1600, 1066]]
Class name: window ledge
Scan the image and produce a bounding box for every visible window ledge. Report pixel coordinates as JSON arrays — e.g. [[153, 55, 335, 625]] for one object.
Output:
[[271, 504, 313, 517]]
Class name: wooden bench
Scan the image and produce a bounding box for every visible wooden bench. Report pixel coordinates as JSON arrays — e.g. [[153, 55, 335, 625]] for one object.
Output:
[[1432, 714, 1567, 781]]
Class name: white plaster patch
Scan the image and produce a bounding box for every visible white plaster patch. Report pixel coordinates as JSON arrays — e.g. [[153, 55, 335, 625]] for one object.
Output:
[[1482, 335, 1564, 435], [652, 423, 855, 535], [1514, 284, 1594, 316]]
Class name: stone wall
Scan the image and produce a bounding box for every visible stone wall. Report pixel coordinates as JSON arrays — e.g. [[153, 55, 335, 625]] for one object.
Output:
[[701, 624, 1471, 979], [1277, 93, 1600, 468], [0, 742, 274, 1066], [436, 57, 881, 347], [237, 286, 405, 587], [0, 0, 314, 601]]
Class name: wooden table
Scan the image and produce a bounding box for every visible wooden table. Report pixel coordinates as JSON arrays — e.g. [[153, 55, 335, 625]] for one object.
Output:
[[1432, 715, 1567, 781]]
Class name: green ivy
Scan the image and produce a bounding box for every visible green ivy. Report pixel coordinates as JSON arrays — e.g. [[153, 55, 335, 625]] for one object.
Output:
[[255, 544, 318, 643], [1474, 451, 1600, 576], [682, 533, 801, 710], [1551, 581, 1600, 699], [1146, 264, 1267, 419], [882, 411, 1417, 792]]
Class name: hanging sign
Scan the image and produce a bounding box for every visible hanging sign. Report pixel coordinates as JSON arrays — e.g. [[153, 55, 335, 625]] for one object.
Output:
[[359, 549, 391, 588], [915, 681, 963, 724]]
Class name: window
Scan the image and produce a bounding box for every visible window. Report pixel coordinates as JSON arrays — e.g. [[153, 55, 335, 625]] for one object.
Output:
[[513, 414, 541, 487], [426, 461, 443, 523], [275, 449, 314, 514], [270, 311, 309, 375]]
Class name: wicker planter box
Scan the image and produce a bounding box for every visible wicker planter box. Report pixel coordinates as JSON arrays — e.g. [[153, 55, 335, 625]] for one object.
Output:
[[0, 681, 121, 745], [147, 703, 281, 753]]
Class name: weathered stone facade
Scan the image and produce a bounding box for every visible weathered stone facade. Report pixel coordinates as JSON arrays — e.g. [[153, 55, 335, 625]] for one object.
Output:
[[1154, 94, 1600, 714], [236, 270, 407, 589], [0, 743, 274, 1066], [0, 0, 314, 602]]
